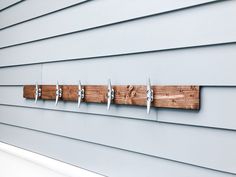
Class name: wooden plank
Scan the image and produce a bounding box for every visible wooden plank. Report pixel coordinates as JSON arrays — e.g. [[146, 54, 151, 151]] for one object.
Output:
[[23, 85, 200, 110], [23, 85, 35, 99], [41, 85, 58, 100]]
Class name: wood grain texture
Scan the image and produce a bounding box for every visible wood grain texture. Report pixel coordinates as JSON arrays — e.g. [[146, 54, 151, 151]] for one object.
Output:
[[23, 85, 35, 99], [23, 85, 200, 110]]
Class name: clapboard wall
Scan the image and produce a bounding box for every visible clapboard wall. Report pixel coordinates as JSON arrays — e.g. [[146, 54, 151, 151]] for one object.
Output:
[[0, 0, 236, 176]]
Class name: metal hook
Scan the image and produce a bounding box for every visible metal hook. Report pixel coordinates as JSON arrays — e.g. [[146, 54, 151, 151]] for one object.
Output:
[[34, 82, 41, 104], [55, 81, 62, 106], [107, 79, 114, 110], [146, 78, 153, 114], [77, 80, 85, 108]]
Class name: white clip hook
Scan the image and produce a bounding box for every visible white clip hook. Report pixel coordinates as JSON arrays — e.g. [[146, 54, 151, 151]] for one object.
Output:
[[35, 82, 41, 104], [55, 81, 62, 106], [77, 80, 85, 108], [107, 79, 114, 110], [146, 78, 153, 114]]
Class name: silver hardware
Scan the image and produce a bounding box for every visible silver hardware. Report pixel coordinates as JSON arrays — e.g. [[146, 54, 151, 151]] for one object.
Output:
[[146, 78, 153, 114], [34, 82, 41, 104], [77, 80, 85, 108], [107, 79, 115, 110], [55, 82, 62, 106]]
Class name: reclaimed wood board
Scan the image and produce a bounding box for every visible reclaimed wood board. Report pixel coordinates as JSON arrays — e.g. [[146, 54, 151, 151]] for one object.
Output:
[[23, 85, 200, 110]]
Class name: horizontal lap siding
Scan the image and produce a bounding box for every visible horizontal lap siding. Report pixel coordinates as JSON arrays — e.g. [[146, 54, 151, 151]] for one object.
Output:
[[0, 0, 87, 29], [0, 64, 41, 85], [0, 0, 235, 176], [0, 0, 22, 11], [40, 44, 236, 85], [0, 0, 236, 67], [0, 123, 235, 177], [1, 105, 236, 174], [0, 0, 217, 48], [0, 44, 236, 85]]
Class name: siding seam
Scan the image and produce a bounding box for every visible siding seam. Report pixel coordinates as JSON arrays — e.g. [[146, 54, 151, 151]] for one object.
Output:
[[0, 103, 236, 132], [0, 0, 24, 12], [0, 41, 235, 69]]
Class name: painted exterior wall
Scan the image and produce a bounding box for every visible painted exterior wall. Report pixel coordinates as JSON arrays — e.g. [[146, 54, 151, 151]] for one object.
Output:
[[0, 0, 235, 176]]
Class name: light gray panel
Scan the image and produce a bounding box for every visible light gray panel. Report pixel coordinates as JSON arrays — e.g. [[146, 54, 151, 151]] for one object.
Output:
[[0, 44, 234, 85], [0, 0, 21, 11], [1, 44, 235, 85], [0, 86, 236, 130], [0, 124, 234, 177], [41, 44, 236, 85], [0, 105, 236, 173], [0, 0, 217, 48], [0, 0, 236, 67], [0, 0, 86, 29], [0, 64, 41, 85]]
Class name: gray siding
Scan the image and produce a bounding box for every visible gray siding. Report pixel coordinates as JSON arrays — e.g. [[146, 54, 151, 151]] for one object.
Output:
[[0, 0, 235, 176], [0, 0, 22, 11]]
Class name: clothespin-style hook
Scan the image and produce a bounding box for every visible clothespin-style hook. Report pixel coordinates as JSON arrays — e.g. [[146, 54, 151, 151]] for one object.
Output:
[[146, 78, 153, 114], [107, 79, 115, 110], [34, 82, 41, 104], [55, 81, 62, 106], [77, 80, 85, 108]]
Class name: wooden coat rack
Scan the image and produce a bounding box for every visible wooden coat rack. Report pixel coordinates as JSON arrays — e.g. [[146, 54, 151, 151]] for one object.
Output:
[[23, 80, 200, 113]]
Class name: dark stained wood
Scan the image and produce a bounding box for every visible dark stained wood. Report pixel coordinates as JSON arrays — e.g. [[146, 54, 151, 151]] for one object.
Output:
[[62, 85, 78, 101], [41, 85, 59, 100], [23, 85, 35, 99], [23, 85, 200, 110], [114, 85, 200, 109]]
